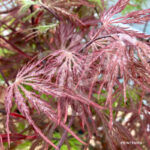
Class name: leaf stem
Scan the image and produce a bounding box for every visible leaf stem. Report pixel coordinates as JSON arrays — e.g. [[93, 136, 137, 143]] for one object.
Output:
[[0, 67, 9, 86], [79, 35, 112, 52], [0, 36, 31, 59], [56, 116, 75, 150]]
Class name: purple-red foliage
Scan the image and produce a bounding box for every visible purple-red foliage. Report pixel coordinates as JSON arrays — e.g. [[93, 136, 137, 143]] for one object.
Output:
[[0, 0, 150, 149]]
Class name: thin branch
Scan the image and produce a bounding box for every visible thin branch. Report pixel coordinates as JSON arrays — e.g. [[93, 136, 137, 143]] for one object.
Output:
[[29, 6, 43, 52], [0, 67, 9, 86], [143, 21, 148, 33], [79, 35, 112, 52], [30, 5, 35, 26], [39, 1, 60, 21], [56, 116, 75, 150], [0, 36, 31, 59]]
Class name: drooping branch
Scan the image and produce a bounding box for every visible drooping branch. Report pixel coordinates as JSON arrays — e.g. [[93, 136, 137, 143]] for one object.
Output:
[[56, 116, 75, 150], [0, 66, 9, 86]]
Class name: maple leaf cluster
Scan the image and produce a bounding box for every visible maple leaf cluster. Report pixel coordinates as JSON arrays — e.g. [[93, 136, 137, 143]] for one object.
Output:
[[0, 0, 150, 149]]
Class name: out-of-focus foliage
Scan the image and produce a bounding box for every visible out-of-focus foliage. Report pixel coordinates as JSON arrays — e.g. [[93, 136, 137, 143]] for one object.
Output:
[[122, 0, 148, 14], [88, 0, 103, 7]]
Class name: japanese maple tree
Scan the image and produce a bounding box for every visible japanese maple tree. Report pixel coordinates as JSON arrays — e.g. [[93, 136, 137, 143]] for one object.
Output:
[[0, 0, 150, 149]]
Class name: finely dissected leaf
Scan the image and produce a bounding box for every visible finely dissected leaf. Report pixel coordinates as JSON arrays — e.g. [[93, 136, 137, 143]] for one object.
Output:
[[14, 85, 58, 149], [34, 23, 58, 33], [2, 0, 150, 149], [39, 0, 93, 27], [80, 31, 150, 130], [19, 85, 86, 145], [101, 0, 129, 23], [111, 8, 150, 24], [100, 0, 150, 38], [4, 86, 14, 146], [4, 59, 58, 148], [4, 57, 87, 147]]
